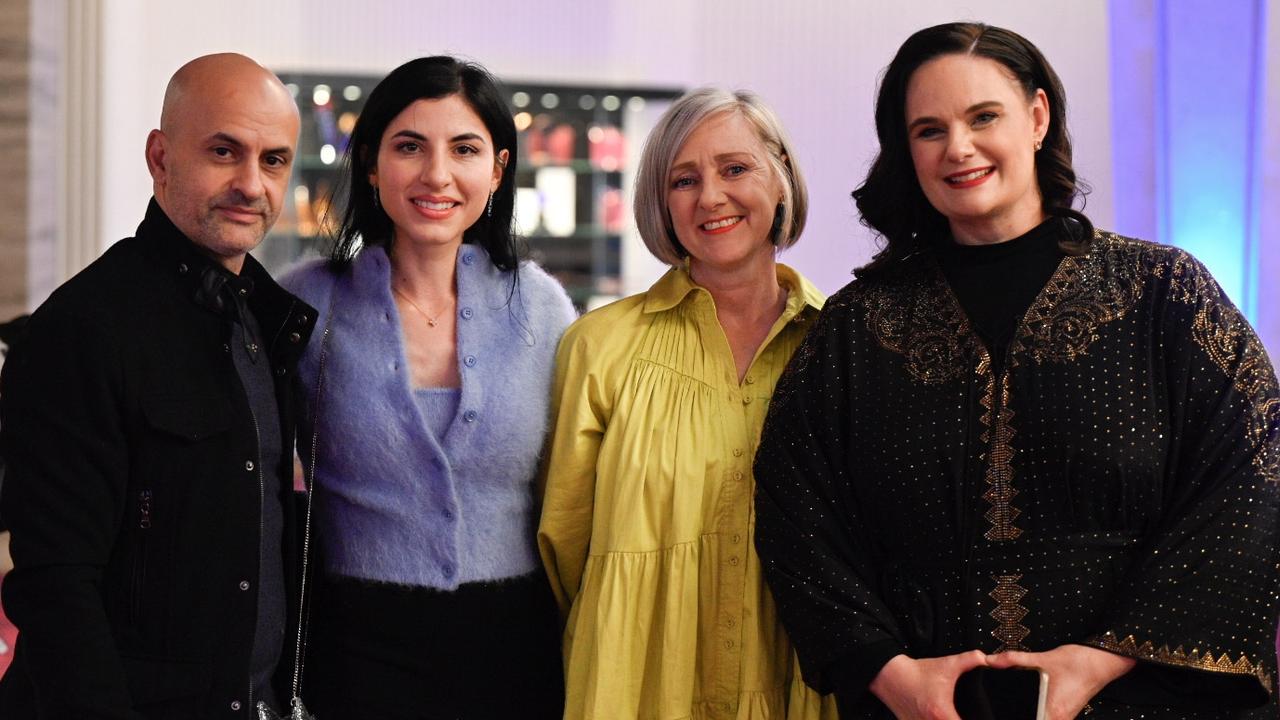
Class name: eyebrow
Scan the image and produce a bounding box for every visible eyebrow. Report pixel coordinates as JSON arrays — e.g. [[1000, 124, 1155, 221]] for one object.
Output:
[[389, 129, 487, 144], [668, 151, 757, 174], [209, 132, 293, 159], [907, 101, 1004, 131]]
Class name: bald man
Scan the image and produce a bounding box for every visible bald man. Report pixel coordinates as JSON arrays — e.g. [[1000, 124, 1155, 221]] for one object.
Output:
[[0, 54, 316, 719]]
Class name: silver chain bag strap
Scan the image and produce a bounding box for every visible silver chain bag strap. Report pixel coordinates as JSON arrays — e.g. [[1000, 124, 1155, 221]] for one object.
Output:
[[259, 288, 339, 720]]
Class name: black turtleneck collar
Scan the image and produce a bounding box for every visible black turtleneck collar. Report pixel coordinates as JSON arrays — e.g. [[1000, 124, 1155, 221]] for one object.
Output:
[[936, 216, 1066, 265], [935, 217, 1069, 359]]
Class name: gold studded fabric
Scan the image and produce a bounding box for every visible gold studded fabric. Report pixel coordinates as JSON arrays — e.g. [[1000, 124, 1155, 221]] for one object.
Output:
[[754, 230, 1280, 719], [539, 265, 838, 719]]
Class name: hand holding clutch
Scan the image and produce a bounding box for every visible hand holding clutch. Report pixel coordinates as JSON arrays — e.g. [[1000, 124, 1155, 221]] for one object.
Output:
[[986, 644, 1136, 720]]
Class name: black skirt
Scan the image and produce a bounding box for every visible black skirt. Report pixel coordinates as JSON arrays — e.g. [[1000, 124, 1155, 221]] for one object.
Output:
[[302, 571, 564, 720]]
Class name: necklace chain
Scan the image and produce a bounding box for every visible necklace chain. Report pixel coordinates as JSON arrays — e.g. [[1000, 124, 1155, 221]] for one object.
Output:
[[392, 285, 446, 328]]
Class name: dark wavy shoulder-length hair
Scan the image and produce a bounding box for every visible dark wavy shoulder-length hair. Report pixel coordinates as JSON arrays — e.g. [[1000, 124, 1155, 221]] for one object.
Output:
[[328, 56, 522, 272], [852, 22, 1092, 275]]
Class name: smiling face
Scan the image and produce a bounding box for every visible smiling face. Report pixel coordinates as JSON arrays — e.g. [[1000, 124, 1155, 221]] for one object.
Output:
[[666, 111, 783, 273], [369, 95, 506, 253], [905, 53, 1050, 244], [147, 61, 300, 270]]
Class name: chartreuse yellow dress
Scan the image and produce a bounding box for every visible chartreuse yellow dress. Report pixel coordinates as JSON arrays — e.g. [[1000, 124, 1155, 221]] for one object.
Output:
[[538, 264, 840, 720]]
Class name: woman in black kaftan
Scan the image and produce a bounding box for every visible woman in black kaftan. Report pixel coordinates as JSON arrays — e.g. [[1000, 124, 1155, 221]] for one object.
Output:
[[753, 22, 1280, 720]]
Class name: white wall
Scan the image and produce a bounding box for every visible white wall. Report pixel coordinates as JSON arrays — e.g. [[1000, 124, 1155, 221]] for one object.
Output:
[[1259, 0, 1280, 353], [97, 0, 1113, 295]]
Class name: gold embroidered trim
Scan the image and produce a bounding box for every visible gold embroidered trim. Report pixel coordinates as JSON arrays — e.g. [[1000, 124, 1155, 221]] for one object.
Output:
[[1086, 631, 1273, 689], [981, 371, 1022, 541], [1150, 249, 1280, 482], [855, 230, 1277, 483], [857, 269, 983, 385], [1011, 235, 1147, 366], [1014, 230, 1277, 483], [989, 574, 1029, 651]]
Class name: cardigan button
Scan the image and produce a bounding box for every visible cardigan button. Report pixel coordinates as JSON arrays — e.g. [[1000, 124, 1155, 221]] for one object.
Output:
[[288, 332, 302, 343], [463, 410, 478, 423], [442, 563, 455, 579], [463, 355, 477, 367], [460, 307, 474, 320], [239, 580, 250, 591], [231, 700, 242, 711], [177, 263, 189, 275], [462, 252, 475, 265]]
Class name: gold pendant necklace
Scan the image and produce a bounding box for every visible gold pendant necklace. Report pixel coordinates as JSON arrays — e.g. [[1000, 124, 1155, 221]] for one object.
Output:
[[393, 285, 445, 328]]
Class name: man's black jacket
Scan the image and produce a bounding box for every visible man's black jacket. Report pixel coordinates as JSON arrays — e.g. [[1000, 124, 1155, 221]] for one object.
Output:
[[0, 200, 317, 719]]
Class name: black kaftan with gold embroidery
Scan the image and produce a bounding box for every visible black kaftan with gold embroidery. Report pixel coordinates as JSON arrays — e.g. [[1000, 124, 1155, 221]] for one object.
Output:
[[754, 229, 1280, 719]]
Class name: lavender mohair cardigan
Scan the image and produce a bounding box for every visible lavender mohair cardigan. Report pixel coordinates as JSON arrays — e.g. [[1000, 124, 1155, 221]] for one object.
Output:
[[279, 244, 576, 590]]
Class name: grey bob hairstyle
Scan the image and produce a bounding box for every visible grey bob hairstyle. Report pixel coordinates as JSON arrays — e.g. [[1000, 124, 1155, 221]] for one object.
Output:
[[633, 88, 808, 266]]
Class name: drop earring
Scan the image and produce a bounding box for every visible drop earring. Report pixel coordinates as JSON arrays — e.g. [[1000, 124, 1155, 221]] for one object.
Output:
[[486, 191, 494, 218], [373, 186, 381, 207], [770, 203, 785, 245]]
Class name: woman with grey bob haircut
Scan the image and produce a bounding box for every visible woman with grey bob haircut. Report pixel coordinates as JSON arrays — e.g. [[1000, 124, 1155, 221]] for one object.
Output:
[[633, 87, 809, 265], [538, 88, 837, 718]]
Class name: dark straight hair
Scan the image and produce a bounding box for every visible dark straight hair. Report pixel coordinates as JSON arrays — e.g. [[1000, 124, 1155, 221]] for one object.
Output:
[[328, 56, 523, 272], [852, 22, 1092, 275]]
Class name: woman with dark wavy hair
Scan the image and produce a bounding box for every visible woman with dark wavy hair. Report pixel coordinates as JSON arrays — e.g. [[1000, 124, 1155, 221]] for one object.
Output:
[[281, 56, 574, 718], [755, 22, 1280, 720]]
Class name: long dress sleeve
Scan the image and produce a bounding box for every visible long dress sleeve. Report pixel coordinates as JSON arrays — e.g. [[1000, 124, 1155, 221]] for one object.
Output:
[[537, 320, 611, 618], [1083, 252, 1280, 707], [753, 292, 908, 704]]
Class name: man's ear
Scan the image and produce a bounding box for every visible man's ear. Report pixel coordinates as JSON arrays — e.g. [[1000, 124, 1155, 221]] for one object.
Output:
[[145, 129, 168, 184]]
